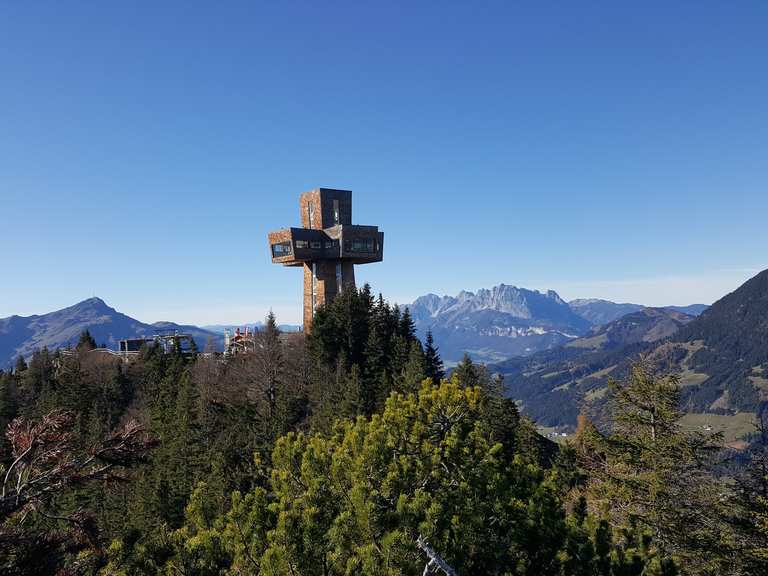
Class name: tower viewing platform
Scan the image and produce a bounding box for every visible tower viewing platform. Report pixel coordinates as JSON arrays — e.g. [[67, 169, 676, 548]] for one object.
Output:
[[268, 188, 384, 332]]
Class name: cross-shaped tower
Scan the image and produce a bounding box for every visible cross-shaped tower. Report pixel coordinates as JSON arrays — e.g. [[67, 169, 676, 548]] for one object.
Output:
[[268, 188, 384, 332]]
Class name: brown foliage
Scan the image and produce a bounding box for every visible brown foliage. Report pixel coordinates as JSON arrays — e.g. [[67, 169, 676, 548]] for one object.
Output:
[[1, 410, 157, 521]]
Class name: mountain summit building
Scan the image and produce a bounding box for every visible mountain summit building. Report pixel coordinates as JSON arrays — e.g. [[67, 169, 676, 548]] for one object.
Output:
[[268, 188, 384, 332]]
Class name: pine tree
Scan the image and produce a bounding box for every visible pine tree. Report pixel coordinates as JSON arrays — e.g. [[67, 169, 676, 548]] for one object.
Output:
[[399, 339, 426, 393], [0, 371, 19, 458], [733, 405, 768, 571], [453, 353, 481, 388], [253, 311, 284, 437], [210, 379, 571, 575], [167, 369, 204, 524], [480, 373, 521, 459], [576, 362, 729, 574], [340, 363, 362, 418], [362, 297, 389, 415], [388, 335, 409, 389], [423, 330, 444, 384], [14, 355, 27, 374], [20, 347, 55, 417], [398, 307, 416, 342], [76, 329, 97, 352]]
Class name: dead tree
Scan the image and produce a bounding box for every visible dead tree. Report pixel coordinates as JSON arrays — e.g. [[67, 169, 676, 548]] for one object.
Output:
[[1, 409, 157, 521], [417, 535, 458, 576]]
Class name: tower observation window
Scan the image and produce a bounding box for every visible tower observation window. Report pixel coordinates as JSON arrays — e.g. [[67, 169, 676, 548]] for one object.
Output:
[[346, 238, 375, 252], [272, 242, 292, 257]]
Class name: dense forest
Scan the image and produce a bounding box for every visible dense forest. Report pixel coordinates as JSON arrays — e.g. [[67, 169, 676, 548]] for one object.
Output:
[[1, 285, 767, 575]]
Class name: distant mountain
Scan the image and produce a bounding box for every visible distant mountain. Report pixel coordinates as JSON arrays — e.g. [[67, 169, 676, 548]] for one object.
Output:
[[408, 285, 592, 364], [569, 299, 645, 325], [665, 304, 709, 316], [492, 269, 768, 434], [566, 307, 696, 352], [0, 298, 223, 368], [569, 298, 707, 325], [202, 323, 302, 334], [407, 285, 707, 365]]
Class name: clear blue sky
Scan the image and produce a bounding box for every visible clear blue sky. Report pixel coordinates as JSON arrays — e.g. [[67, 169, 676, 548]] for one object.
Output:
[[1, 2, 766, 325]]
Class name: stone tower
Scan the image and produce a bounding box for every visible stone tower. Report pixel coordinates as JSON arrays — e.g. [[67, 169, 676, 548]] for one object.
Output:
[[268, 188, 384, 332]]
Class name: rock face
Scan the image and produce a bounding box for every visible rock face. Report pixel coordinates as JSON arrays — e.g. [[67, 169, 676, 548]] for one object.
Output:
[[408, 285, 592, 364], [0, 298, 222, 368], [406, 283, 710, 365]]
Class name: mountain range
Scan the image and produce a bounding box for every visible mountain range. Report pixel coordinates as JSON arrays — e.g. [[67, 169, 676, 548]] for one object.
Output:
[[408, 286, 590, 364], [1, 273, 762, 447], [569, 298, 708, 326], [0, 298, 223, 369], [407, 285, 707, 364], [490, 268, 768, 441], [1, 286, 709, 372]]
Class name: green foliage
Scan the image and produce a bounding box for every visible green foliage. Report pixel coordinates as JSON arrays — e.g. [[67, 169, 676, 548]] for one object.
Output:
[[308, 285, 428, 419], [128, 379, 675, 575], [452, 353, 482, 389], [0, 371, 19, 456], [2, 290, 761, 576], [14, 355, 27, 374], [423, 330, 444, 385], [77, 329, 97, 352], [575, 363, 734, 574], [164, 379, 567, 575]]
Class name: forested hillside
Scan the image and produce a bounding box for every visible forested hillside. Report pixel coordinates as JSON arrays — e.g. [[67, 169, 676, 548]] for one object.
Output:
[[1, 286, 767, 575], [491, 308, 694, 426], [495, 269, 768, 437]]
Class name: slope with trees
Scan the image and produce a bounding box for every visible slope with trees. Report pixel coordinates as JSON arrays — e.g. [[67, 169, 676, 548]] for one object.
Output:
[[0, 285, 765, 575]]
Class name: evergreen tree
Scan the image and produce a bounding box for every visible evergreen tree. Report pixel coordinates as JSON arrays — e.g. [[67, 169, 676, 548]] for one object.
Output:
[[167, 368, 205, 523], [0, 371, 19, 459], [309, 284, 372, 369], [733, 404, 768, 571], [400, 339, 426, 393], [253, 311, 284, 438], [362, 296, 389, 414], [76, 329, 97, 351], [19, 347, 55, 417], [423, 330, 444, 384], [560, 496, 598, 576], [398, 306, 416, 342], [453, 352, 482, 388], [480, 373, 522, 460], [179, 380, 565, 575], [389, 334, 409, 379], [575, 362, 731, 574], [1, 286, 749, 576], [14, 355, 27, 374]]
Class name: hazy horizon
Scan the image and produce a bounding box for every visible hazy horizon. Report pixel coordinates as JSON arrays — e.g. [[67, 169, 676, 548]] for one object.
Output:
[[2, 266, 760, 326]]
